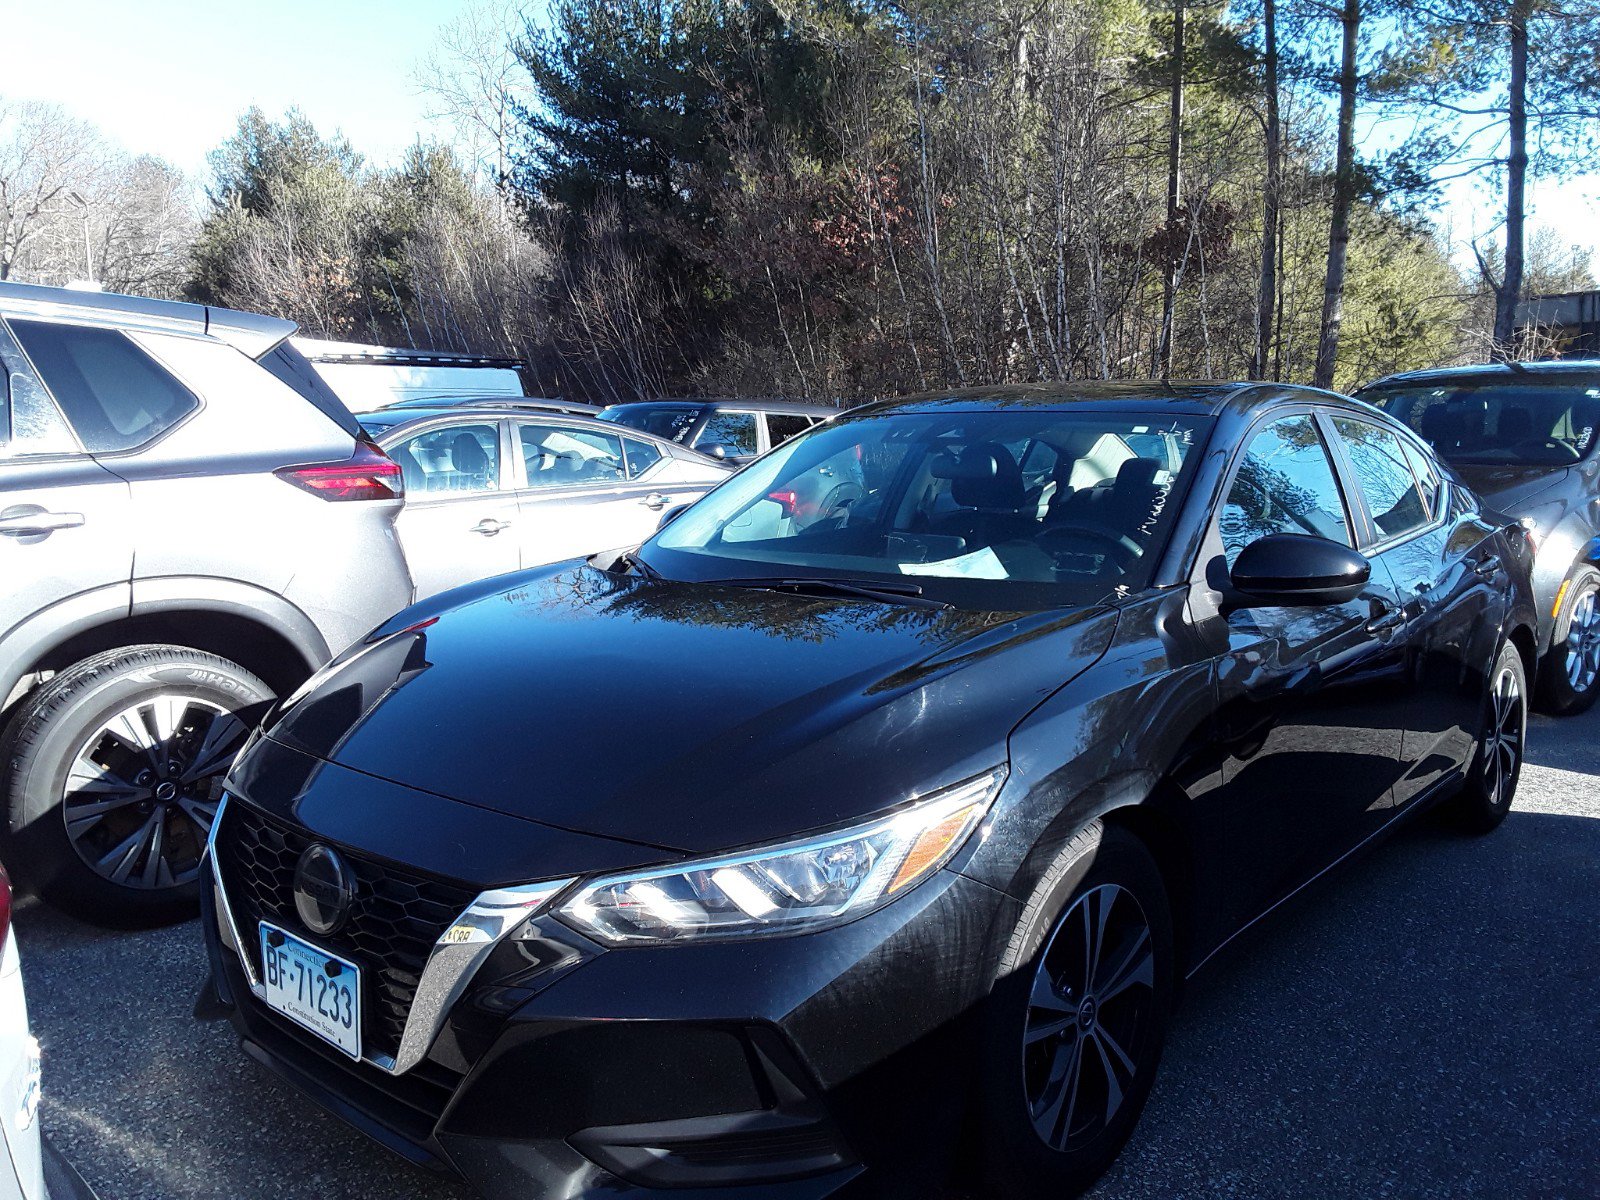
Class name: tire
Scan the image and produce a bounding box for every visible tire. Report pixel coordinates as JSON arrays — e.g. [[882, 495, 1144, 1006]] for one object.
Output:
[[0, 645, 272, 928], [1450, 641, 1527, 835], [1537, 565, 1600, 715], [979, 822, 1175, 1198]]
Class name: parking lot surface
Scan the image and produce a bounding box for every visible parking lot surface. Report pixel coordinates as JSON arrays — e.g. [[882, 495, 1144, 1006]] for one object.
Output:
[[20, 708, 1600, 1199]]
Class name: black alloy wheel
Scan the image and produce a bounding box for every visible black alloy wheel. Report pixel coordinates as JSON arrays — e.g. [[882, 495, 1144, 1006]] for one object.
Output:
[[1022, 882, 1158, 1154], [980, 822, 1174, 1197], [0, 644, 272, 927], [1453, 641, 1526, 833]]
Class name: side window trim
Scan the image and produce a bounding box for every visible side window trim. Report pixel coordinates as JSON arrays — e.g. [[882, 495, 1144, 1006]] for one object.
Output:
[[1312, 408, 1378, 549]]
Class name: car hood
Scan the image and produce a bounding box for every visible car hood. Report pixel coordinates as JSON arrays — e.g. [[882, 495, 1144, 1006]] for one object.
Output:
[[1451, 463, 1571, 513], [264, 564, 1118, 854]]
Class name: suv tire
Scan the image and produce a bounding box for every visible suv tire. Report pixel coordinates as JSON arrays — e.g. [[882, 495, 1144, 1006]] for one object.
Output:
[[0, 645, 272, 928], [1537, 564, 1600, 716]]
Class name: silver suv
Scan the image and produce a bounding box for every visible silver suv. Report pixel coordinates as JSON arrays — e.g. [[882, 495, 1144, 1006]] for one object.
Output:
[[0, 282, 414, 927]]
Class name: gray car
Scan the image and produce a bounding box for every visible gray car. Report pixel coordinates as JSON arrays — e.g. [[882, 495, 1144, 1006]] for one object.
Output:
[[358, 407, 731, 599], [1358, 360, 1600, 713], [0, 282, 414, 925]]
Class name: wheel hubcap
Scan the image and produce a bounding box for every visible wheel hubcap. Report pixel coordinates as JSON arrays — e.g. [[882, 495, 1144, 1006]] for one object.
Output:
[[1022, 883, 1156, 1154], [62, 694, 248, 890], [1564, 589, 1600, 693], [1483, 666, 1525, 810]]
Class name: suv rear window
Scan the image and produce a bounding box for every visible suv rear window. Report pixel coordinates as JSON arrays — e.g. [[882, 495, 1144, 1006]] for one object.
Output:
[[9, 319, 197, 453], [258, 341, 365, 439]]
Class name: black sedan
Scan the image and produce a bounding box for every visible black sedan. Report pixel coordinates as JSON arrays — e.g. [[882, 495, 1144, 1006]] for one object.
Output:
[[1358, 360, 1600, 713], [199, 382, 1535, 1199]]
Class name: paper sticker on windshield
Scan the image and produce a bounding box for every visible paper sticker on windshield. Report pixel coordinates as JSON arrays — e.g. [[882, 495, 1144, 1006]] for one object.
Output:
[[899, 547, 1009, 580]]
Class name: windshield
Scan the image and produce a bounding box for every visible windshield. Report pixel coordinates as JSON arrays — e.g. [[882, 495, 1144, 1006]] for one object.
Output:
[[1365, 380, 1600, 467], [600, 404, 700, 442], [638, 409, 1209, 610]]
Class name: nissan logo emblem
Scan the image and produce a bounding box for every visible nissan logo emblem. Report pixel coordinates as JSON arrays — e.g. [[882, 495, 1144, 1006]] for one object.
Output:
[[293, 844, 354, 936]]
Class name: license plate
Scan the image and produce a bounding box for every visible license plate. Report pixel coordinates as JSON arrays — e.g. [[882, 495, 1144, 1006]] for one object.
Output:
[[258, 922, 362, 1060]]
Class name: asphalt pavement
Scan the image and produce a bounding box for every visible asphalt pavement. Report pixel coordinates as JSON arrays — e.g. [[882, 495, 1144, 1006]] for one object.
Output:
[[18, 707, 1600, 1199]]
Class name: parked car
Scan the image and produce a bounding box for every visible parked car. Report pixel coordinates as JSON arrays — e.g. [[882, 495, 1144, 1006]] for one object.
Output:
[[1357, 360, 1600, 713], [201, 381, 1533, 1199], [0, 867, 97, 1200], [365, 394, 602, 418], [0, 281, 414, 926], [359, 407, 731, 599], [598, 398, 836, 463]]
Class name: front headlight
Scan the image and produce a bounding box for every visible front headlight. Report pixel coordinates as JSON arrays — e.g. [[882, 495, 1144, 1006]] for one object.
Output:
[[557, 768, 1006, 945]]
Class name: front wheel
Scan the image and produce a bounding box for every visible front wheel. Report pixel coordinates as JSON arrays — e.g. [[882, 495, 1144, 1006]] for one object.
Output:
[[979, 822, 1174, 1197], [0, 645, 272, 927], [1537, 565, 1600, 715], [1450, 641, 1527, 834]]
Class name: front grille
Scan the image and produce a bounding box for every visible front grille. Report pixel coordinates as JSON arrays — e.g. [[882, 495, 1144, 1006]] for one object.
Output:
[[216, 800, 477, 1063]]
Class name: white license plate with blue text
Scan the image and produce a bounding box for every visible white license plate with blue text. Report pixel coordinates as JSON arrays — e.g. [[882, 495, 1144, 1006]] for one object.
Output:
[[259, 922, 362, 1060]]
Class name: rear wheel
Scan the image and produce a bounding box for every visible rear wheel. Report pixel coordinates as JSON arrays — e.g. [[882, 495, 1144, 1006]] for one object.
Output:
[[980, 822, 1174, 1197], [0, 645, 271, 927], [1537, 565, 1600, 715], [1451, 641, 1526, 834]]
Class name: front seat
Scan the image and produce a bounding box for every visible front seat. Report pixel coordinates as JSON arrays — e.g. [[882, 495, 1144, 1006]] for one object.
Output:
[[449, 432, 493, 490], [931, 443, 1035, 546]]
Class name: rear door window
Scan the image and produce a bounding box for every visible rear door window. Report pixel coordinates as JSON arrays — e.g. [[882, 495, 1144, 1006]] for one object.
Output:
[[622, 437, 663, 478], [766, 414, 814, 445], [9, 319, 198, 453], [518, 423, 627, 488]]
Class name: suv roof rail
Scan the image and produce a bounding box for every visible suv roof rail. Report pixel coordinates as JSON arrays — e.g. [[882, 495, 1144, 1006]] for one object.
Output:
[[291, 336, 525, 370], [0, 280, 295, 358]]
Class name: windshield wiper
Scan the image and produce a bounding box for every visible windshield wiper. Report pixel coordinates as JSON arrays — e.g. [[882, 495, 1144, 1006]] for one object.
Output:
[[705, 575, 953, 610]]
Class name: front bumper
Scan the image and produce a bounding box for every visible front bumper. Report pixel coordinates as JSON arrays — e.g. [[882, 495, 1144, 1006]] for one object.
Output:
[[202, 813, 1016, 1199]]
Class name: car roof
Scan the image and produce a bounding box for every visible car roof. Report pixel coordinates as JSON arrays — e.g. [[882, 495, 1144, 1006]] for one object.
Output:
[[847, 381, 1342, 419], [375, 395, 601, 415], [0, 279, 294, 358], [605, 398, 838, 416], [361, 406, 725, 457], [1358, 360, 1600, 391]]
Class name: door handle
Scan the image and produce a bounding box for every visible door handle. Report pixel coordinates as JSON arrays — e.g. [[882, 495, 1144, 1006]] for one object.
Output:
[[0, 509, 86, 537], [1366, 601, 1406, 635], [641, 493, 670, 510], [471, 518, 510, 536], [1474, 555, 1501, 579]]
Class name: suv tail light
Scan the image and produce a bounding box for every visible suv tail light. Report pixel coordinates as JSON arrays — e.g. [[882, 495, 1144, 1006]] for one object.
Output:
[[276, 438, 405, 502]]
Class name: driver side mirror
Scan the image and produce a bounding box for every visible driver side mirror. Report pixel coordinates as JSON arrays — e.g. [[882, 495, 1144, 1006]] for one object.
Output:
[[1230, 533, 1370, 607], [698, 442, 732, 461], [658, 503, 691, 530]]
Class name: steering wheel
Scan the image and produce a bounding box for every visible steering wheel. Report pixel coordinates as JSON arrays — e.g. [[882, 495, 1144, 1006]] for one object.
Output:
[[1536, 438, 1582, 463], [1038, 522, 1143, 571]]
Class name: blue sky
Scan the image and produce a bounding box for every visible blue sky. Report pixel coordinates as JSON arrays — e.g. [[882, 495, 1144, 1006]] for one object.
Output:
[[4, 0, 477, 174], [7, 0, 1596, 274]]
